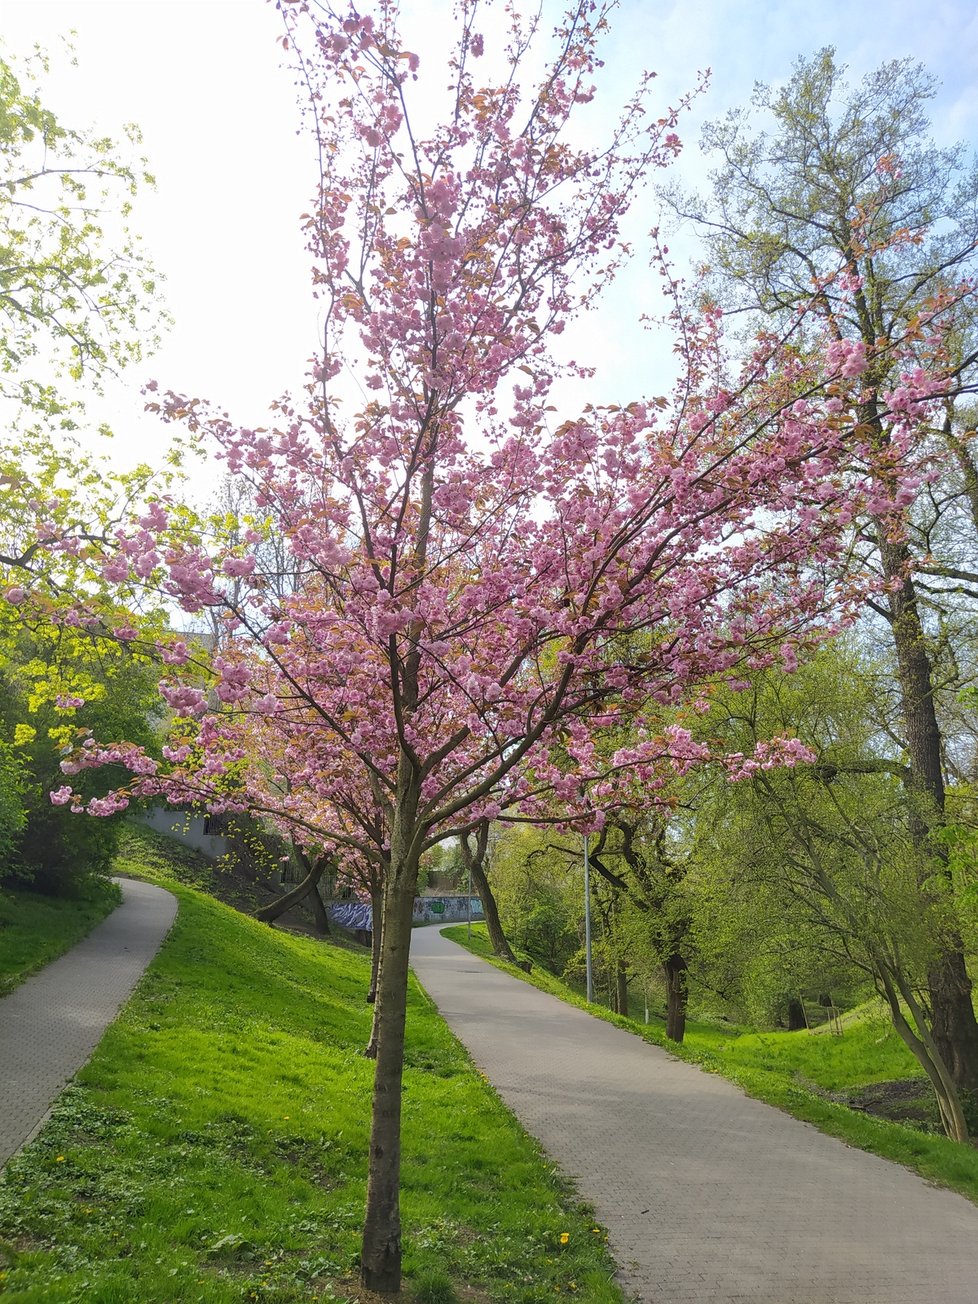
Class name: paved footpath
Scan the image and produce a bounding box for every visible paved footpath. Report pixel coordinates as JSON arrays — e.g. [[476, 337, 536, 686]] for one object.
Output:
[[410, 925, 978, 1304], [0, 877, 177, 1166]]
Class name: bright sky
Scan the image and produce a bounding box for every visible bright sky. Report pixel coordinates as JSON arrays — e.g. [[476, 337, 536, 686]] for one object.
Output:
[[4, 0, 978, 486]]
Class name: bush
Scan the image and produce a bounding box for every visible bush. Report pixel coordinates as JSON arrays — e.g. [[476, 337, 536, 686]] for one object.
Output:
[[510, 897, 578, 975]]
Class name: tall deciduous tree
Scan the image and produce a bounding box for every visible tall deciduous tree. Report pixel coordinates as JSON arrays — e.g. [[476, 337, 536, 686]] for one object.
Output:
[[459, 819, 520, 964], [0, 613, 161, 893], [0, 38, 171, 833], [0, 40, 163, 427], [588, 807, 695, 1040], [698, 646, 972, 1139], [38, 9, 952, 1293], [665, 47, 978, 1090]]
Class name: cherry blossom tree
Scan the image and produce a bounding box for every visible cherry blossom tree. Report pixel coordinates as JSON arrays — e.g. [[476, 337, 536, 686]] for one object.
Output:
[[35, 2, 957, 1291]]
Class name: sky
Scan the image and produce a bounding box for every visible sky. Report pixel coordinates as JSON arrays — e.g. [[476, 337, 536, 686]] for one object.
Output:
[[4, 0, 978, 488]]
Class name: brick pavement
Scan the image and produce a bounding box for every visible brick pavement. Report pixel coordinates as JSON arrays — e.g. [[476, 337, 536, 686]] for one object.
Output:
[[410, 925, 978, 1304], [0, 877, 177, 1166]]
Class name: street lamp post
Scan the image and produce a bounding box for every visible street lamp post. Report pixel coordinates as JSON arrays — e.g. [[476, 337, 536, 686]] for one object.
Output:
[[583, 834, 594, 1003]]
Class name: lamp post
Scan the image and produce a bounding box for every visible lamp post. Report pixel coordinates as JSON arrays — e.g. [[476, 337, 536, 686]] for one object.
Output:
[[466, 851, 472, 942], [583, 834, 594, 1003]]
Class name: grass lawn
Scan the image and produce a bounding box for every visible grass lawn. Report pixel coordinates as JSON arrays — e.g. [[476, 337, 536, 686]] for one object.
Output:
[[0, 831, 623, 1303], [714, 1014, 920, 1092], [0, 878, 121, 996], [443, 923, 978, 1204]]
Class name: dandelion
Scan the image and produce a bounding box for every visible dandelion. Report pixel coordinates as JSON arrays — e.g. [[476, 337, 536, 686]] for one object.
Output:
[[560, 1232, 569, 1245], [55, 1155, 66, 1163]]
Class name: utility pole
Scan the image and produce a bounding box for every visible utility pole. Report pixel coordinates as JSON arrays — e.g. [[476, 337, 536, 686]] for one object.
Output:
[[584, 834, 594, 1003]]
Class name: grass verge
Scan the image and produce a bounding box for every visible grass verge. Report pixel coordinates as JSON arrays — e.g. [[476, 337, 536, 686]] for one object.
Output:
[[443, 924, 978, 1205], [0, 831, 623, 1303], [0, 878, 120, 996]]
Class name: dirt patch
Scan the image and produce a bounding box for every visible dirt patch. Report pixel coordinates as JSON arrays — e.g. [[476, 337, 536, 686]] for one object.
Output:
[[329, 1280, 491, 1303], [845, 1078, 939, 1129], [330, 1288, 399, 1304]]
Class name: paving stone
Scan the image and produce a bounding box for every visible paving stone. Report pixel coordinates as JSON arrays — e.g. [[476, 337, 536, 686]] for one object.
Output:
[[0, 877, 177, 1165], [410, 924, 978, 1304]]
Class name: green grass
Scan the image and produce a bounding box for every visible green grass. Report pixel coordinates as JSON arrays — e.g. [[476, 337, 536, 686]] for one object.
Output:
[[443, 923, 978, 1205], [714, 1014, 920, 1093], [0, 831, 624, 1303], [0, 878, 121, 995]]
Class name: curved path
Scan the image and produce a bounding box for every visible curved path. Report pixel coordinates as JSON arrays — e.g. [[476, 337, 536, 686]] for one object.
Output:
[[0, 877, 177, 1166], [410, 925, 978, 1304]]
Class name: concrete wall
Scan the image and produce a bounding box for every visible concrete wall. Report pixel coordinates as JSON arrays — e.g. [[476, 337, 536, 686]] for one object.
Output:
[[329, 895, 484, 933], [413, 895, 484, 924], [134, 807, 231, 860]]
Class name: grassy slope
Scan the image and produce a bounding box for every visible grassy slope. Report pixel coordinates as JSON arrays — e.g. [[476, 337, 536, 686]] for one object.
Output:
[[715, 1016, 920, 1092], [0, 879, 120, 996], [444, 924, 978, 1203], [0, 832, 622, 1304]]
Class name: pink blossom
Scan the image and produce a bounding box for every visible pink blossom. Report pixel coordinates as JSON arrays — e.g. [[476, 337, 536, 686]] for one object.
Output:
[[102, 558, 130, 583], [824, 338, 867, 380], [222, 555, 257, 579], [160, 640, 191, 666], [160, 684, 208, 718], [87, 794, 131, 817]]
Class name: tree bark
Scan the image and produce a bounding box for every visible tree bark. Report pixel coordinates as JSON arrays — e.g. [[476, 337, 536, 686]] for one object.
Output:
[[367, 886, 383, 1003], [461, 821, 519, 963], [615, 961, 629, 1017], [786, 997, 807, 1031], [663, 952, 688, 1043], [253, 854, 329, 925], [943, 422, 978, 538], [360, 791, 421, 1294], [309, 878, 332, 935], [363, 888, 385, 1060], [928, 949, 978, 1090], [879, 532, 978, 1090], [876, 954, 969, 1142]]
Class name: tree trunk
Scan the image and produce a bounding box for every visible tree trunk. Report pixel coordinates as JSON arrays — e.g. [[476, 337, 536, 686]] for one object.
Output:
[[363, 888, 385, 1060], [367, 887, 383, 1002], [786, 997, 806, 1031], [879, 532, 978, 1090], [360, 798, 421, 1294], [928, 949, 978, 1089], [253, 854, 328, 924], [663, 952, 687, 1043], [309, 878, 331, 935], [943, 422, 978, 538], [615, 962, 629, 1017], [877, 957, 969, 1142], [462, 822, 519, 963]]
